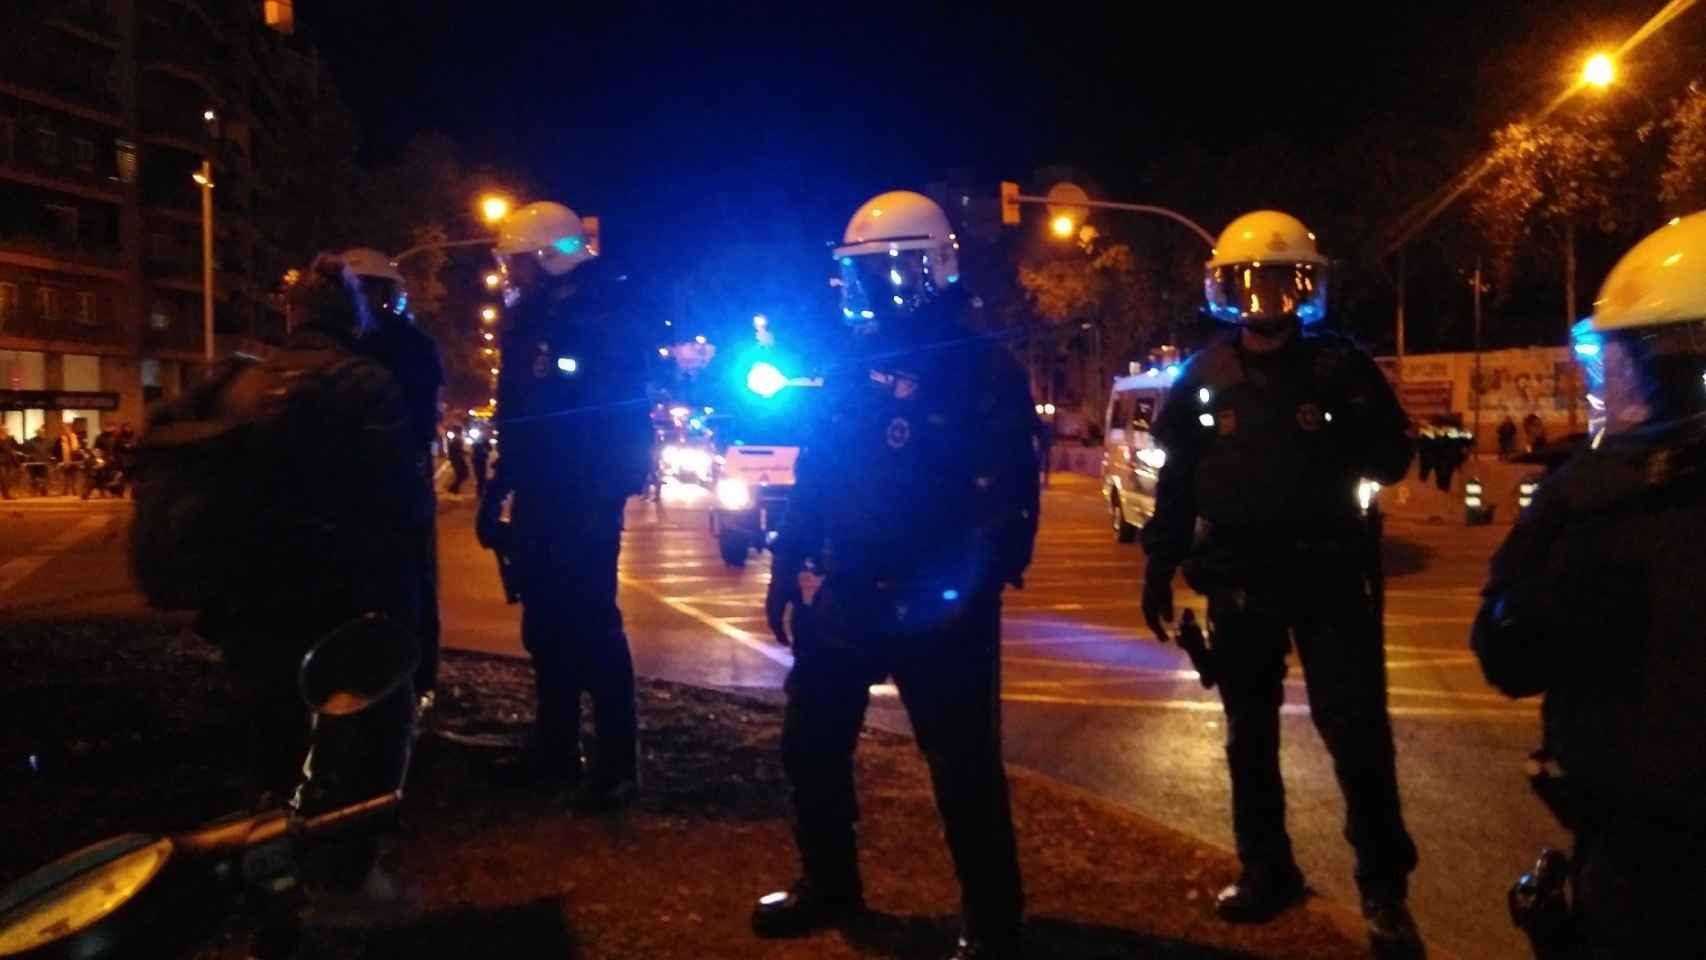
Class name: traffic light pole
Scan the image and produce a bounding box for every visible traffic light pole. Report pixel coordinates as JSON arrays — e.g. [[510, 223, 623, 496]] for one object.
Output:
[[1008, 191, 1216, 247]]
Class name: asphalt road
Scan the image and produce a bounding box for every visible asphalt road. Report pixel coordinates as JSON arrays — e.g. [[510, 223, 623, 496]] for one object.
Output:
[[0, 482, 1553, 958]]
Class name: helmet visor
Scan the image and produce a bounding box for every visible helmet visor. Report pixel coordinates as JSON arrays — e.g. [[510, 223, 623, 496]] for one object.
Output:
[[1575, 318, 1706, 440], [1205, 263, 1326, 325], [356, 276, 404, 318], [839, 249, 935, 327]]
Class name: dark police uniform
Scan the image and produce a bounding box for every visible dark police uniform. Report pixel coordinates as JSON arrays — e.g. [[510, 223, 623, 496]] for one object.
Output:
[[771, 293, 1039, 946], [488, 262, 653, 787], [1143, 329, 1417, 904], [1474, 420, 1706, 956], [362, 313, 446, 694]]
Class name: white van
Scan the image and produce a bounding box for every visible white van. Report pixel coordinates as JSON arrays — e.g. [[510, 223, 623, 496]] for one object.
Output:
[[1100, 368, 1176, 542]]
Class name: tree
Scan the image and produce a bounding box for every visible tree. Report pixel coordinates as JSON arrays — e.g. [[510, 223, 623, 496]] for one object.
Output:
[[1653, 80, 1706, 215], [1471, 116, 1623, 334], [1016, 232, 1157, 419]]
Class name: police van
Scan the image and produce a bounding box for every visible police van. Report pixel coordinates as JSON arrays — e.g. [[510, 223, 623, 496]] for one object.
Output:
[[1100, 366, 1177, 542], [705, 399, 814, 567]]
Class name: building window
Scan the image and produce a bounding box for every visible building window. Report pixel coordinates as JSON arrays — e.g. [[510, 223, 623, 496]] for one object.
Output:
[[72, 138, 95, 172], [75, 292, 97, 326], [36, 287, 60, 322], [46, 205, 78, 245], [33, 128, 58, 165], [148, 301, 172, 330], [0, 284, 15, 330]]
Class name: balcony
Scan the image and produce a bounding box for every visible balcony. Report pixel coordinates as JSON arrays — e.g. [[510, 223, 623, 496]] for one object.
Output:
[[0, 302, 124, 349], [0, 26, 120, 116], [0, 231, 121, 272]]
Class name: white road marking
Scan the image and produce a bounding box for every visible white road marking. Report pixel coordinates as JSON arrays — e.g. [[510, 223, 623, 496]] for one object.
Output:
[[619, 573, 794, 669], [0, 516, 111, 598]]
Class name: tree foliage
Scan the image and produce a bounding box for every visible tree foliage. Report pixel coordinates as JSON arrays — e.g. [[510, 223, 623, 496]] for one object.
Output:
[[1471, 117, 1623, 290], [1654, 80, 1706, 215]]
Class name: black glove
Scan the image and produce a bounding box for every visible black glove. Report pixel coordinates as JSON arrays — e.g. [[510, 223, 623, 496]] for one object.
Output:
[[1142, 563, 1175, 644], [765, 572, 802, 646]]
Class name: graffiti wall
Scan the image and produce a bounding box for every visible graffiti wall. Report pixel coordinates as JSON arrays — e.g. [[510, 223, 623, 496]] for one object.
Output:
[[1376, 348, 1589, 445]]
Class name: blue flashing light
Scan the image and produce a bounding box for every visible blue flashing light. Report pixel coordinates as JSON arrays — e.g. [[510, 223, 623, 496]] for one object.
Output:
[[553, 235, 584, 255], [688, 417, 703, 430], [946, 274, 960, 283], [843, 307, 855, 318], [1573, 340, 1601, 358], [840, 256, 854, 266], [1165, 364, 1181, 379], [941, 589, 960, 601], [747, 361, 788, 398], [556, 356, 579, 374], [859, 309, 875, 320]]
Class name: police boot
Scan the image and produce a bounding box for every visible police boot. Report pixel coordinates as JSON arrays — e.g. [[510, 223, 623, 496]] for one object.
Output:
[[1215, 863, 1307, 923], [1363, 898, 1424, 959], [752, 829, 863, 938], [751, 876, 864, 938], [946, 931, 1024, 960]]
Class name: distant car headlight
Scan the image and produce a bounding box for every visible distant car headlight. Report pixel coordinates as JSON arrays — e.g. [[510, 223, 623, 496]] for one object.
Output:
[[678, 448, 712, 477], [717, 477, 752, 509], [1357, 479, 1382, 514]]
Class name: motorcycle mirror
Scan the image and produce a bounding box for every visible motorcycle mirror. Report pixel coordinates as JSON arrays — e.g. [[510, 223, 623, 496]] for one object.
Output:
[[298, 614, 420, 717]]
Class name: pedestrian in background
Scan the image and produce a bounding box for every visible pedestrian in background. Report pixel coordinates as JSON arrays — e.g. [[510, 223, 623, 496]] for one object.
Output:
[[1142, 211, 1422, 954], [0, 424, 19, 499], [1522, 413, 1546, 454], [445, 424, 470, 495], [1497, 415, 1518, 460], [53, 424, 83, 495], [471, 426, 491, 501]]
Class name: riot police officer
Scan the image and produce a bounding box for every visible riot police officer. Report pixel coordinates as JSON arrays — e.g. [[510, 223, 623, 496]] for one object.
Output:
[[1474, 211, 1706, 957], [754, 191, 1039, 960], [476, 201, 652, 806], [349, 247, 446, 702], [1140, 211, 1421, 952]]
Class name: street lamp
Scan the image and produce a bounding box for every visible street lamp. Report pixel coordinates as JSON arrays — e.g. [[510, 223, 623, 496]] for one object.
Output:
[[191, 161, 214, 363], [484, 272, 501, 289], [480, 306, 498, 323], [480, 194, 512, 224], [1583, 53, 1615, 89], [1051, 215, 1076, 238]]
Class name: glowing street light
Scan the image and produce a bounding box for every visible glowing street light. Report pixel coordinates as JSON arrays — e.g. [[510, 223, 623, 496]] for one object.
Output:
[[1051, 215, 1076, 238], [480, 194, 512, 224], [480, 306, 498, 323], [484, 272, 501, 289], [483, 331, 494, 341], [1583, 53, 1615, 89]]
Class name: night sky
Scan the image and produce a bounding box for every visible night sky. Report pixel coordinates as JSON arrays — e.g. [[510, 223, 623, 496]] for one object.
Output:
[[292, 1, 1693, 299]]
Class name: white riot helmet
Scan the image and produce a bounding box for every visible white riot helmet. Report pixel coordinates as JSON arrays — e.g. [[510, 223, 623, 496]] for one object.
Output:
[[833, 190, 960, 329], [494, 201, 593, 278], [1576, 211, 1706, 442], [341, 247, 409, 317], [1205, 210, 1328, 327]]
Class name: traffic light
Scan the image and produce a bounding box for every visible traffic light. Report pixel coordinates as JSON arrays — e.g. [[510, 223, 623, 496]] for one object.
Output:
[[1000, 181, 1021, 226], [583, 216, 600, 256]]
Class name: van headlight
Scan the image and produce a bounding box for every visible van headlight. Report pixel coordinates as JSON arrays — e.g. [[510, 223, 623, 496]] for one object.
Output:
[[1135, 447, 1167, 470], [717, 477, 752, 509]]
